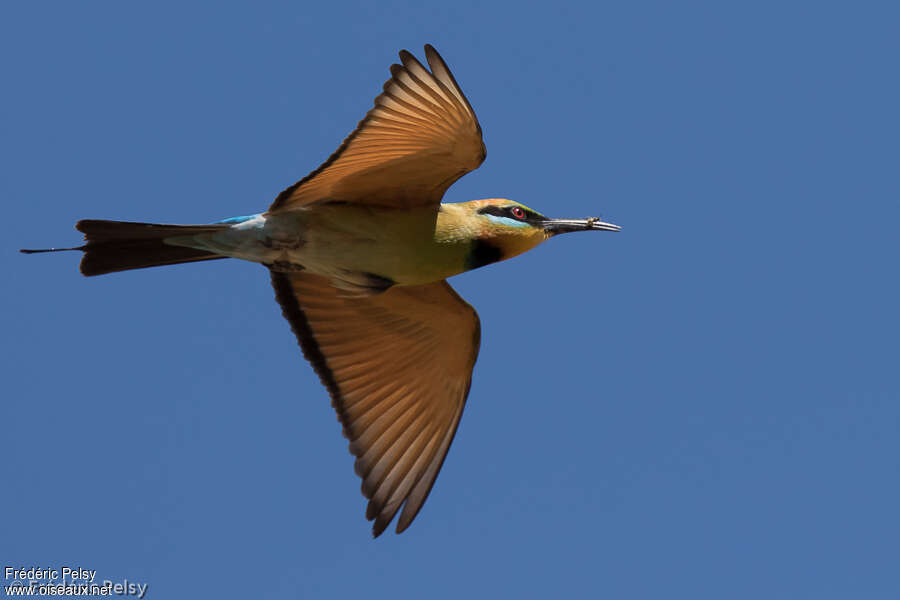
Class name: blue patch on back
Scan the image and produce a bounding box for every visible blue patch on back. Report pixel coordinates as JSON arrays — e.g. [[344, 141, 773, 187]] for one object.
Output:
[[213, 214, 259, 225]]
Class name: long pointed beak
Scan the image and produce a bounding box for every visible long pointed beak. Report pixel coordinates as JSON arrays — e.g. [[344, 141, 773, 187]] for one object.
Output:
[[542, 217, 621, 235]]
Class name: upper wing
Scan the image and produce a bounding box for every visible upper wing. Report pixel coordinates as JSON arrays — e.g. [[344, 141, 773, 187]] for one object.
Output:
[[271, 271, 481, 536], [268, 45, 486, 212]]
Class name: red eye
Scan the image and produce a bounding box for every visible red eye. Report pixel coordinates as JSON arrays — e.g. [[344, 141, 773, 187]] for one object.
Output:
[[510, 207, 526, 220]]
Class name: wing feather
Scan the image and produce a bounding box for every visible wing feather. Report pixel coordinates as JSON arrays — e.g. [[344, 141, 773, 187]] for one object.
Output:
[[270, 271, 481, 536], [269, 45, 485, 211]]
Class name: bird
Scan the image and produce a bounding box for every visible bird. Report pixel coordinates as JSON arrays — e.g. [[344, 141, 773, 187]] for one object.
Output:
[[21, 44, 620, 537]]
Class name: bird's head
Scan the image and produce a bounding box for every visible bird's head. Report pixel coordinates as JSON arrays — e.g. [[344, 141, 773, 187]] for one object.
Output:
[[450, 199, 620, 271]]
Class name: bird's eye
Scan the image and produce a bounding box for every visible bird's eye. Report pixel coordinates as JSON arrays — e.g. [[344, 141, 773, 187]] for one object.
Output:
[[510, 207, 526, 220]]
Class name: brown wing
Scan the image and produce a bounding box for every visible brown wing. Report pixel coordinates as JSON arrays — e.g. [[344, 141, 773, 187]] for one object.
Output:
[[271, 271, 481, 536], [268, 45, 486, 212]]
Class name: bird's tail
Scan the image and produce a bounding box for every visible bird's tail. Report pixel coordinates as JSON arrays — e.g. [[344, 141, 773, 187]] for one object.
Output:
[[21, 220, 229, 277]]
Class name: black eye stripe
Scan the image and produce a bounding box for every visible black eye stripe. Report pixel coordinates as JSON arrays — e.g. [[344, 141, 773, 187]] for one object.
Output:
[[478, 205, 541, 222], [477, 205, 507, 217]]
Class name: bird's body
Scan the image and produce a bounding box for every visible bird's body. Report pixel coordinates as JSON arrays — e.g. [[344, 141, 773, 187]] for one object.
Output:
[[22, 45, 619, 536], [164, 200, 551, 293]]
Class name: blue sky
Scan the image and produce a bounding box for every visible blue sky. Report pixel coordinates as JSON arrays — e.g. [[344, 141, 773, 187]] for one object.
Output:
[[3, 1, 899, 598]]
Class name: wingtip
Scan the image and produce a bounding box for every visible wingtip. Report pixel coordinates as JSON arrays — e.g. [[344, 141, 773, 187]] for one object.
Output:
[[423, 44, 444, 69], [399, 45, 438, 61], [395, 517, 413, 535], [371, 516, 390, 538]]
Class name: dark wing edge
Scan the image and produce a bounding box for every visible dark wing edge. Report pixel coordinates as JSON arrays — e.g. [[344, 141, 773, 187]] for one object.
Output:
[[271, 270, 344, 399]]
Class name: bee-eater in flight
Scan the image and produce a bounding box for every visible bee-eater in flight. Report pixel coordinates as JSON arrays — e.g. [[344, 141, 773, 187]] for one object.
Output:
[[23, 45, 620, 537]]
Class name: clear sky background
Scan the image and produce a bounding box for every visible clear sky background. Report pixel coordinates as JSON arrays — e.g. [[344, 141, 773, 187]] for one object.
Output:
[[3, 1, 899, 598]]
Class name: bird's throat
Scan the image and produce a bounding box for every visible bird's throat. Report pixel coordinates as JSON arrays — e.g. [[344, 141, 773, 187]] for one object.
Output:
[[465, 240, 502, 270]]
